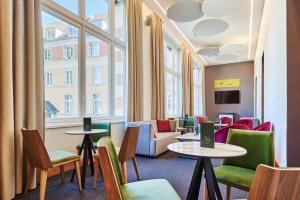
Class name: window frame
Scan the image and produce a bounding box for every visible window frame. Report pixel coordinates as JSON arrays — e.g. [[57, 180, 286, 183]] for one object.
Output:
[[193, 63, 203, 115], [42, 0, 127, 126]]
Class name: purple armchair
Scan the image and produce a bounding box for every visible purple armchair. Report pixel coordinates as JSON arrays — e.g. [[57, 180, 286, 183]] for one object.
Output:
[[219, 117, 233, 125], [235, 119, 254, 129], [253, 122, 271, 131], [215, 124, 250, 143]]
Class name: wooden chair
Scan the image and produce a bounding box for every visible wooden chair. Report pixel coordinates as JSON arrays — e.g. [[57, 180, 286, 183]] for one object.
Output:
[[93, 126, 141, 187], [248, 164, 300, 199], [21, 129, 82, 200]]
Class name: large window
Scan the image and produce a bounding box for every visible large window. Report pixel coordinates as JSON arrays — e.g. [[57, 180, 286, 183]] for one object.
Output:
[[42, 0, 126, 122], [193, 64, 203, 115], [164, 42, 180, 117]]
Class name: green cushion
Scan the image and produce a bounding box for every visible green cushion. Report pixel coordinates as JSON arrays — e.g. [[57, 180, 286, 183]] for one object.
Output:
[[49, 150, 80, 165], [214, 165, 255, 189], [91, 122, 111, 142], [224, 129, 274, 170], [122, 179, 181, 200], [187, 117, 194, 127]]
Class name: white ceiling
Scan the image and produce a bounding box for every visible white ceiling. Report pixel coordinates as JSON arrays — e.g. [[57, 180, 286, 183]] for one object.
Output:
[[155, 0, 265, 66]]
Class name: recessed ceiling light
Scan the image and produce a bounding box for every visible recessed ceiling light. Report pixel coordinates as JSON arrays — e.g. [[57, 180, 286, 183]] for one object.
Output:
[[215, 54, 239, 61], [202, 0, 247, 17], [167, 0, 203, 22], [220, 44, 247, 54], [193, 19, 229, 36], [198, 47, 220, 57]]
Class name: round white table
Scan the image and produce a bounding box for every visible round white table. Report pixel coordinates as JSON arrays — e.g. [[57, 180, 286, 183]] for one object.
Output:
[[66, 129, 107, 188], [168, 142, 247, 200]]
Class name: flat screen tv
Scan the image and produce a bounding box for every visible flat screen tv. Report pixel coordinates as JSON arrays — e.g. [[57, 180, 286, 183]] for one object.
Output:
[[215, 90, 240, 104]]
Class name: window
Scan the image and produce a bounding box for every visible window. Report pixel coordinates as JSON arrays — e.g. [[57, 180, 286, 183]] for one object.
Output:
[[89, 41, 100, 57], [64, 45, 73, 59], [164, 42, 180, 117], [65, 68, 73, 85], [45, 72, 53, 87], [44, 48, 51, 60], [64, 95, 73, 114], [193, 64, 203, 115], [93, 67, 102, 84], [42, 0, 127, 121], [93, 94, 101, 114]]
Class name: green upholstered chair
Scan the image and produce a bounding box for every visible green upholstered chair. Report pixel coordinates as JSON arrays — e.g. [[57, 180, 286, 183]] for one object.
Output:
[[213, 129, 274, 199], [97, 137, 181, 200], [76, 121, 111, 152]]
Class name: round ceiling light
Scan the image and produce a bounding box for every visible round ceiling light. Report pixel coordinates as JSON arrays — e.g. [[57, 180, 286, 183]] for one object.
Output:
[[166, 0, 203, 22], [193, 19, 229, 36], [198, 47, 220, 57], [219, 43, 247, 54], [202, 0, 247, 17], [215, 54, 239, 62]]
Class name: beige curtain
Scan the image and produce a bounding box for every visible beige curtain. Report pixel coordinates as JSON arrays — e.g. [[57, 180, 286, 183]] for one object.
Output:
[[127, 0, 144, 121], [182, 48, 194, 116], [151, 13, 165, 120], [0, 0, 44, 199]]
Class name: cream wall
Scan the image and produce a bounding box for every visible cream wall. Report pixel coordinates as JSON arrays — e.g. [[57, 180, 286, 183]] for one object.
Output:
[[254, 0, 287, 166]]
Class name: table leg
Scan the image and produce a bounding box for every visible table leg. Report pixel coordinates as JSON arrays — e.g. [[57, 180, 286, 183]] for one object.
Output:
[[203, 158, 222, 200], [87, 136, 94, 176], [208, 159, 222, 199], [81, 138, 89, 188], [71, 136, 87, 182], [187, 158, 204, 200]]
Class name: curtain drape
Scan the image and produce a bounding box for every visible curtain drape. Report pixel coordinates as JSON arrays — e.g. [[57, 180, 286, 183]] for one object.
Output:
[[151, 13, 165, 120], [182, 48, 194, 116], [127, 0, 144, 122], [0, 0, 44, 199]]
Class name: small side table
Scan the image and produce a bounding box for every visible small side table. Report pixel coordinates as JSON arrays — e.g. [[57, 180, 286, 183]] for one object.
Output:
[[65, 129, 107, 188], [177, 127, 188, 135], [168, 142, 247, 200]]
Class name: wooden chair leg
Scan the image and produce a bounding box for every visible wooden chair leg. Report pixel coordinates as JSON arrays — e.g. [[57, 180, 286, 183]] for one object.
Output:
[[39, 170, 48, 200], [204, 184, 209, 200], [226, 185, 231, 200], [25, 160, 34, 194], [121, 161, 127, 184], [74, 161, 82, 191], [59, 165, 64, 183], [132, 157, 140, 180], [93, 158, 99, 189]]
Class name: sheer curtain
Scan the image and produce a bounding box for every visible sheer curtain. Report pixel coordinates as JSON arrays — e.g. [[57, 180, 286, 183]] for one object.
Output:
[[127, 0, 144, 121], [0, 0, 44, 199], [182, 48, 194, 116], [151, 13, 165, 120]]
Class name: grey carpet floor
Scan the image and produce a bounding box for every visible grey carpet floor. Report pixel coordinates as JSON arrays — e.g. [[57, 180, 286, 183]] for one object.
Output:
[[14, 152, 248, 200]]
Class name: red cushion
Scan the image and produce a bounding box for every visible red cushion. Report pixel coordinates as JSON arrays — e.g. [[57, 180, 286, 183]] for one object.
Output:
[[157, 120, 171, 132]]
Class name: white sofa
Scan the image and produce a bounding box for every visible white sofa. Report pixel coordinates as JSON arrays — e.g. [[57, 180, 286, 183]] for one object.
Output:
[[128, 120, 181, 157]]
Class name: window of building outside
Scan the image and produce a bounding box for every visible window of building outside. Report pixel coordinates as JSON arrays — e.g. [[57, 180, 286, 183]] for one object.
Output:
[[193, 64, 203, 115], [42, 0, 126, 122], [164, 42, 180, 117]]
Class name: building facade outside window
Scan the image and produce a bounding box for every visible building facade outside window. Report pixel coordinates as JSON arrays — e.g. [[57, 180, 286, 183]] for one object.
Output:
[[89, 41, 100, 57], [93, 94, 101, 114], [193, 64, 203, 115], [64, 45, 73, 59], [64, 94, 73, 114], [45, 72, 53, 87], [44, 48, 51, 60], [93, 67, 102, 84], [46, 28, 55, 40], [65, 68, 73, 85]]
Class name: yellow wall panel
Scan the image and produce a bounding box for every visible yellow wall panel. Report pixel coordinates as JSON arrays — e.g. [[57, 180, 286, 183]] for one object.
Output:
[[214, 79, 240, 88]]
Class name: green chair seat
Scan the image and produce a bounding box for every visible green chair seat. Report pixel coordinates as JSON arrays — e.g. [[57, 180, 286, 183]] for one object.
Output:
[[214, 165, 255, 189], [122, 179, 181, 200], [49, 150, 80, 165]]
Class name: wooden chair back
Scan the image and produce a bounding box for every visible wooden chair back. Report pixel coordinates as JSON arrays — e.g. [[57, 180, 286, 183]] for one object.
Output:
[[248, 164, 300, 199], [118, 126, 140, 162], [21, 129, 52, 170]]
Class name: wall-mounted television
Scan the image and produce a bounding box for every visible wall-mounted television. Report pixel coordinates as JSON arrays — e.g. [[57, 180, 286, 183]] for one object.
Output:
[[215, 90, 240, 104]]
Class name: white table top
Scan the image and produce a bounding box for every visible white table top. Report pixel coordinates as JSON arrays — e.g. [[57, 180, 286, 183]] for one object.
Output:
[[175, 133, 200, 141], [214, 123, 228, 127], [65, 129, 107, 135], [168, 141, 247, 158]]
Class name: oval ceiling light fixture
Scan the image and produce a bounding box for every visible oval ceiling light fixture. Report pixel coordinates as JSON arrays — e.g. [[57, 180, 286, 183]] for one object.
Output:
[[215, 54, 239, 62], [166, 0, 203, 22], [198, 47, 220, 57], [220, 43, 247, 54], [202, 0, 247, 17], [193, 19, 229, 36]]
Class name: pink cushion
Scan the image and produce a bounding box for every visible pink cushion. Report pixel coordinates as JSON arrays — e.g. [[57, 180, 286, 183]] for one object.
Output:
[[253, 122, 271, 131], [220, 117, 233, 125], [235, 119, 254, 129], [157, 120, 171, 132], [215, 124, 250, 143]]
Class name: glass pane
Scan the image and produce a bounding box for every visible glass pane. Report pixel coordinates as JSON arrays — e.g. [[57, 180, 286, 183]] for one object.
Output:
[[85, 0, 109, 32], [85, 33, 109, 116], [115, 0, 125, 41], [52, 0, 79, 15], [114, 47, 126, 116], [165, 44, 173, 69], [42, 11, 79, 118], [166, 73, 174, 116]]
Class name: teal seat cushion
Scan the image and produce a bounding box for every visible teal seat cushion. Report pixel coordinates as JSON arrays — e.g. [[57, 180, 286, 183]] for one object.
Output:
[[122, 179, 181, 200], [214, 165, 255, 189], [49, 150, 80, 165]]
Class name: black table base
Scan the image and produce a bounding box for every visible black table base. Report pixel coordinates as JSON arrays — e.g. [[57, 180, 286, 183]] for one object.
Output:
[[70, 135, 96, 188], [187, 157, 222, 200]]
